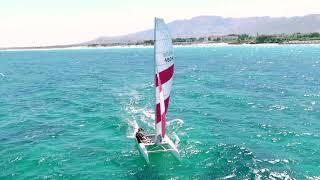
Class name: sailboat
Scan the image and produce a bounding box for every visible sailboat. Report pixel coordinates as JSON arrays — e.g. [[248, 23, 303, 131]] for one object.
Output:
[[134, 18, 180, 163]]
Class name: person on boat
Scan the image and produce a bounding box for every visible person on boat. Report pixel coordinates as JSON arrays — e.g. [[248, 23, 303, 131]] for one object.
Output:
[[136, 128, 152, 143]]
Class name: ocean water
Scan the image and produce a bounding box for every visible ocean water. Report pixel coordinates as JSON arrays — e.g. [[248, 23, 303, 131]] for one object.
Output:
[[0, 45, 320, 179]]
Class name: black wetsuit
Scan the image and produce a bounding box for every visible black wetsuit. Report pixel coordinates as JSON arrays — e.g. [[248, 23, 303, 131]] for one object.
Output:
[[136, 132, 144, 143]]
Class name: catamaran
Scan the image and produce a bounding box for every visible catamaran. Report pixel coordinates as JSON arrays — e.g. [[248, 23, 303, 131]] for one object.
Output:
[[134, 18, 180, 163]]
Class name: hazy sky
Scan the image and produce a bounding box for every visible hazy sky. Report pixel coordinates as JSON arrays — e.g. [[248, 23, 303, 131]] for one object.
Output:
[[1, 0, 320, 47]]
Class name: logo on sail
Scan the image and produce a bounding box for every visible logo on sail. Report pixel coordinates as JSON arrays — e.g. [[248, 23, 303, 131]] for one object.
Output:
[[164, 51, 174, 62]]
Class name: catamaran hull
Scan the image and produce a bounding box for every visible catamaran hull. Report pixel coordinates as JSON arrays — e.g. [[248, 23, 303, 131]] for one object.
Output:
[[135, 134, 180, 163], [163, 135, 180, 161], [136, 140, 150, 163]]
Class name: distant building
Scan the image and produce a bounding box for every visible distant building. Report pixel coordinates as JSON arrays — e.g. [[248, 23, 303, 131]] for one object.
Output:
[[222, 35, 238, 41]]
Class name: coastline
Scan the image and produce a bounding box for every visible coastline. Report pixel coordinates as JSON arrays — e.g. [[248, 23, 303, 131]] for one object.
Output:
[[1, 42, 320, 51]]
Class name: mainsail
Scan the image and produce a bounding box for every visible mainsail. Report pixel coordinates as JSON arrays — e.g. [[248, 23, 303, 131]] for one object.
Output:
[[154, 18, 174, 140]]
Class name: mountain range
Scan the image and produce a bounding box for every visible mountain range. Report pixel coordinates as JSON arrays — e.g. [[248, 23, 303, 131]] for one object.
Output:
[[85, 14, 320, 45]]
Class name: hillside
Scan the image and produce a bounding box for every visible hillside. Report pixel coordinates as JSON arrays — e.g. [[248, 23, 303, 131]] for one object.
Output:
[[84, 14, 320, 45]]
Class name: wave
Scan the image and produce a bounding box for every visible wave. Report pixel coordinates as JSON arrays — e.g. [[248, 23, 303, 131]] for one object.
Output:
[[142, 110, 155, 120], [222, 173, 236, 179], [268, 104, 288, 111], [301, 101, 317, 111], [252, 169, 293, 179], [263, 159, 290, 164], [167, 118, 184, 126], [306, 176, 320, 180]]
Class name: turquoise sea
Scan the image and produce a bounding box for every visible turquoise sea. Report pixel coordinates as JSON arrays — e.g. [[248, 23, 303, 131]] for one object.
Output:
[[1, 45, 320, 179]]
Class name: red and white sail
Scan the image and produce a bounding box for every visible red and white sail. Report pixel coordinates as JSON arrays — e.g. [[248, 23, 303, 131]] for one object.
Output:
[[154, 18, 174, 140]]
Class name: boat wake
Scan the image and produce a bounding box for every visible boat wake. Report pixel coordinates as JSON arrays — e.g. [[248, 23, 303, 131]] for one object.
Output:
[[167, 118, 184, 126], [121, 89, 183, 142], [126, 119, 139, 138]]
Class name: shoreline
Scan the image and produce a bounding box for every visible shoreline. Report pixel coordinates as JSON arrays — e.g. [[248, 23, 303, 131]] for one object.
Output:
[[1, 42, 320, 51]]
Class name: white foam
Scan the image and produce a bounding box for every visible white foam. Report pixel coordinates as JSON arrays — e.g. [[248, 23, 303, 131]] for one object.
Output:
[[269, 104, 288, 111], [125, 97, 155, 136], [172, 132, 180, 146], [126, 120, 139, 138], [123, 87, 183, 140], [253, 168, 293, 179], [269, 172, 292, 179], [306, 176, 320, 180], [286, 142, 301, 146], [10, 156, 22, 163], [302, 132, 312, 136], [142, 110, 155, 120], [167, 118, 184, 126], [222, 173, 236, 179], [265, 159, 290, 164]]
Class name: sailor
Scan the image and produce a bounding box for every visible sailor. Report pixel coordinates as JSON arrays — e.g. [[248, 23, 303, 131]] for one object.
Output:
[[135, 128, 151, 143]]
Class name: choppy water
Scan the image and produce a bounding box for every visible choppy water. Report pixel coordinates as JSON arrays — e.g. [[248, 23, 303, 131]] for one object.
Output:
[[1, 45, 320, 179]]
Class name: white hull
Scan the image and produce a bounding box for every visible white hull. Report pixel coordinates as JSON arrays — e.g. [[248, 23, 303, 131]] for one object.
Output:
[[135, 134, 180, 163]]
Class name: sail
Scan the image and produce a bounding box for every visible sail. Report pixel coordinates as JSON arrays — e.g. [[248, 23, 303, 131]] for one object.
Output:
[[154, 18, 174, 140]]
